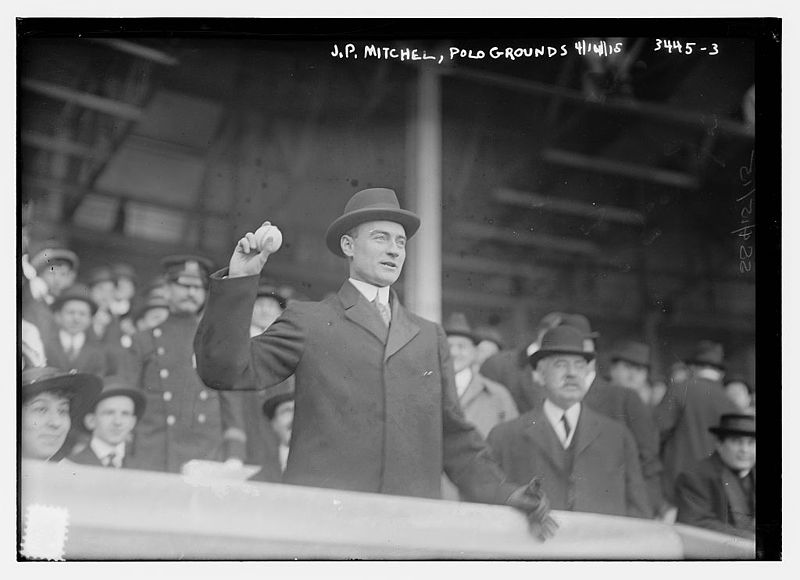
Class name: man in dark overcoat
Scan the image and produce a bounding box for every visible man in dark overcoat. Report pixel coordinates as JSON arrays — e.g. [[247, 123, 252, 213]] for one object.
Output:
[[675, 413, 755, 539], [194, 188, 555, 536], [122, 256, 248, 473], [654, 341, 738, 503]]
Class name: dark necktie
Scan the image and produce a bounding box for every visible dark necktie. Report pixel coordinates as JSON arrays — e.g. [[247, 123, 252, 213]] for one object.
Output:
[[373, 297, 391, 327], [105, 452, 117, 468], [561, 413, 572, 446]]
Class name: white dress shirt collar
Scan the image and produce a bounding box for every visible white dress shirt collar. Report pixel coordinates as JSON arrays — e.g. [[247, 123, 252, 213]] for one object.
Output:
[[348, 278, 390, 305], [543, 399, 581, 448], [89, 438, 126, 468], [454, 368, 473, 398], [59, 330, 85, 353]]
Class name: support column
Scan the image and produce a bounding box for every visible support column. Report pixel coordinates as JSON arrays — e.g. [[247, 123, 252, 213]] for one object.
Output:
[[405, 65, 442, 323]]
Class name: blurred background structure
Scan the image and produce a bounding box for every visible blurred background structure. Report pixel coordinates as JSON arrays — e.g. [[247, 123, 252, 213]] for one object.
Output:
[[19, 29, 756, 385]]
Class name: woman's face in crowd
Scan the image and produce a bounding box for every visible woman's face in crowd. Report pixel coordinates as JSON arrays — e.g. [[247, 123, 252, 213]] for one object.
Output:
[[22, 391, 71, 460]]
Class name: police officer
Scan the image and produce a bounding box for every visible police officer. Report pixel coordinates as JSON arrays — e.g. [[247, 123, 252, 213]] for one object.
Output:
[[122, 255, 247, 473]]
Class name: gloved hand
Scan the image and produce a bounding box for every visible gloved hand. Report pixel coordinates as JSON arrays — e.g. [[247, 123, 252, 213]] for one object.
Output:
[[506, 477, 559, 542]]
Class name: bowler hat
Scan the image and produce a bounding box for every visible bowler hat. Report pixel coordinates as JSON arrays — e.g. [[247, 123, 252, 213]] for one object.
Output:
[[30, 246, 79, 273], [51, 283, 98, 315], [474, 325, 505, 350], [87, 266, 115, 287], [609, 340, 651, 369], [78, 375, 146, 428], [709, 413, 755, 438], [21, 367, 103, 424], [325, 188, 420, 257], [686, 340, 726, 370], [262, 385, 295, 420], [131, 295, 170, 323], [444, 312, 478, 344], [529, 325, 595, 367], [161, 255, 214, 286], [559, 313, 600, 339]]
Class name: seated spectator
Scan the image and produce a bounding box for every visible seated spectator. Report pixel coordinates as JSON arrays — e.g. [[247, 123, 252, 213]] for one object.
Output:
[[675, 414, 755, 539], [473, 325, 505, 368], [444, 312, 518, 438], [723, 373, 754, 413], [43, 284, 116, 377], [21, 367, 102, 462], [68, 375, 146, 469], [488, 326, 652, 519]]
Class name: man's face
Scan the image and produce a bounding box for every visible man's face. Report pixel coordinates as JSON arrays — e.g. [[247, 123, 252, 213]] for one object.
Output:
[[251, 296, 283, 333], [475, 340, 500, 367], [91, 281, 116, 309], [534, 354, 591, 410], [115, 277, 136, 301], [85, 395, 137, 446], [22, 391, 71, 460], [54, 300, 93, 335], [137, 307, 170, 331], [725, 381, 752, 411], [270, 401, 295, 447], [609, 360, 649, 391], [40, 262, 76, 296], [167, 280, 206, 314], [448, 335, 477, 374], [342, 221, 406, 287], [716, 435, 756, 473]]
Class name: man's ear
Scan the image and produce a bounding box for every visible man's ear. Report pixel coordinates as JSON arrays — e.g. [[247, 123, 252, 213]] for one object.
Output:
[[340, 234, 354, 258], [84, 413, 97, 432]]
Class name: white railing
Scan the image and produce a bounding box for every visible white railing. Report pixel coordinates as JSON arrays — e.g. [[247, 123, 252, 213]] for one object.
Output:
[[19, 460, 755, 560]]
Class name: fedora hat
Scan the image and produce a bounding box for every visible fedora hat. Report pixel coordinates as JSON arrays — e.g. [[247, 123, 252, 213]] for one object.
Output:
[[529, 325, 595, 367], [21, 367, 103, 424], [87, 266, 115, 287], [609, 340, 651, 369], [686, 340, 726, 370], [78, 375, 147, 429], [51, 283, 98, 315], [325, 188, 420, 257], [262, 384, 295, 420], [474, 325, 505, 350], [559, 313, 600, 339], [709, 413, 755, 438], [111, 262, 138, 284], [444, 312, 478, 344]]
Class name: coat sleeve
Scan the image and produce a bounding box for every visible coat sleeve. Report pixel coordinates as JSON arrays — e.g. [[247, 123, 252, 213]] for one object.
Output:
[[623, 390, 665, 513], [438, 326, 518, 505], [622, 427, 654, 519], [194, 271, 305, 392], [219, 390, 248, 461]]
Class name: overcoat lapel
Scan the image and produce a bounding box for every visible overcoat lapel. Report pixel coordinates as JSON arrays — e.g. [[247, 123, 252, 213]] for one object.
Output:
[[459, 372, 485, 408], [385, 294, 419, 361], [338, 282, 389, 344], [719, 461, 754, 529], [573, 408, 602, 457], [524, 410, 567, 472]]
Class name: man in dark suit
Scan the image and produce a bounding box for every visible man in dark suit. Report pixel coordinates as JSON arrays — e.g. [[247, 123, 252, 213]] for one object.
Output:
[[675, 414, 755, 539], [488, 326, 652, 519], [655, 341, 738, 503], [195, 188, 555, 538], [122, 256, 248, 473], [43, 284, 117, 377], [69, 376, 146, 469]]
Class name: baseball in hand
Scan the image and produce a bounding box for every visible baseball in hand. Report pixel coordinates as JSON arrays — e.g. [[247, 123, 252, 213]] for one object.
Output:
[[254, 223, 283, 253]]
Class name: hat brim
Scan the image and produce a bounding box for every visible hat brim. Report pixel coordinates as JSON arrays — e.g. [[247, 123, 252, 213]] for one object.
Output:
[[262, 392, 294, 420], [687, 359, 726, 371], [610, 355, 651, 369], [31, 249, 79, 272], [78, 387, 146, 429], [529, 348, 595, 367], [445, 330, 479, 344], [325, 208, 421, 258], [23, 373, 103, 424], [709, 427, 756, 438]]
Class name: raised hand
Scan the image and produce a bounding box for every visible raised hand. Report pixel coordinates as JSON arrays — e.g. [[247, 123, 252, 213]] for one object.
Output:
[[228, 221, 283, 278]]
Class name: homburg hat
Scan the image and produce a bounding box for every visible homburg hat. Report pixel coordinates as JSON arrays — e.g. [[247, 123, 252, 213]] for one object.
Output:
[[325, 188, 420, 257], [608, 340, 651, 369], [709, 413, 755, 438], [529, 325, 595, 367]]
